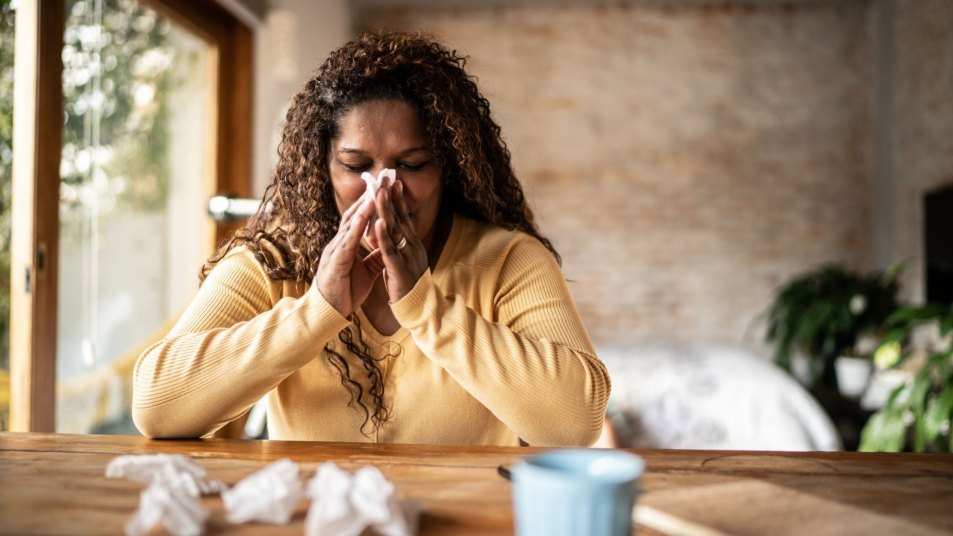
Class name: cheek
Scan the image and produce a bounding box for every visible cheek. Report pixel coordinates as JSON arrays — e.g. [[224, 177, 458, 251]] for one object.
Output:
[[403, 177, 441, 214], [331, 176, 366, 214], [405, 179, 442, 235]]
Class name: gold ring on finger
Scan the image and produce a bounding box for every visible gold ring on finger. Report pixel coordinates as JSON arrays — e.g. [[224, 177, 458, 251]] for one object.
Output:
[[396, 236, 408, 250]]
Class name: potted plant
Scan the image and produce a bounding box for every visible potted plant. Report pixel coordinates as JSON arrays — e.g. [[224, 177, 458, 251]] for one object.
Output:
[[765, 264, 901, 390], [859, 303, 953, 452]]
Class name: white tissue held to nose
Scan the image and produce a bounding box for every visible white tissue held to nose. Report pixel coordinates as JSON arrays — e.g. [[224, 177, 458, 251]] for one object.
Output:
[[360, 168, 397, 246], [360, 168, 397, 196]]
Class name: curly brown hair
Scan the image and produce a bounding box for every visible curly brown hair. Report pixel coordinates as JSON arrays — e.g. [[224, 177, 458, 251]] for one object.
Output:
[[203, 30, 559, 435]]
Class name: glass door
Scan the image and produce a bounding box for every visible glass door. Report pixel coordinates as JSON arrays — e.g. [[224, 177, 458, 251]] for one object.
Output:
[[0, 0, 14, 431], [56, 0, 215, 433]]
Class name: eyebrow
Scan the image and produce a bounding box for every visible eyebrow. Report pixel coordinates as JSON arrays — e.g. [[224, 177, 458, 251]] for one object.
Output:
[[337, 146, 430, 157]]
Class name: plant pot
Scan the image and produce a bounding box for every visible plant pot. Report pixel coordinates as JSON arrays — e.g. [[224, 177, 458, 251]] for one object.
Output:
[[835, 356, 873, 399]]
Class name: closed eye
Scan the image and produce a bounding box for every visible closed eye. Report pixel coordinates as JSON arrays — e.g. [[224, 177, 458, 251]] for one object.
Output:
[[399, 160, 431, 172], [342, 162, 372, 173]]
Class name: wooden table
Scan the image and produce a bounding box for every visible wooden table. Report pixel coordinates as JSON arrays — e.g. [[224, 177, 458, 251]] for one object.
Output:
[[1, 432, 952, 535]]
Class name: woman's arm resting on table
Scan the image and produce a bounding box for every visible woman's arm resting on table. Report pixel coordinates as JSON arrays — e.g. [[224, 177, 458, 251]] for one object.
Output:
[[391, 236, 611, 447], [132, 248, 351, 438]]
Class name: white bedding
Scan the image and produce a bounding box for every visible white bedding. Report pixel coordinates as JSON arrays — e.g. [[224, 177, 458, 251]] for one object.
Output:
[[597, 344, 842, 451]]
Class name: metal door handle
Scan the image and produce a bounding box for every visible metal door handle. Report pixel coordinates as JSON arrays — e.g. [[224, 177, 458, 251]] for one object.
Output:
[[207, 195, 262, 222]]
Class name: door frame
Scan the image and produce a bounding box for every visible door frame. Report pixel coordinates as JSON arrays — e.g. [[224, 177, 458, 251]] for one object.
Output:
[[9, 0, 253, 432]]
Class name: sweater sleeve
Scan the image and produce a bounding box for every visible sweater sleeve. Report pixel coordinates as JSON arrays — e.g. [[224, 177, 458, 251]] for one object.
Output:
[[390, 236, 611, 447], [132, 248, 351, 438]]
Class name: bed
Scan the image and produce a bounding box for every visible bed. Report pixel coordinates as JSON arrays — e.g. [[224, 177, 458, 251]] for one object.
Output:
[[596, 344, 842, 451]]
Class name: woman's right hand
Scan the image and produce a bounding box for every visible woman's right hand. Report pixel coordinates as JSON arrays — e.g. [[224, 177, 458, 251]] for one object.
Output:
[[315, 192, 384, 317]]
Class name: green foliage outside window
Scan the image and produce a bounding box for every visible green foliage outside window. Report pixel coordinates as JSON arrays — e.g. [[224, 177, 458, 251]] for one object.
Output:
[[0, 0, 179, 430], [1, 0, 16, 430], [60, 0, 174, 240]]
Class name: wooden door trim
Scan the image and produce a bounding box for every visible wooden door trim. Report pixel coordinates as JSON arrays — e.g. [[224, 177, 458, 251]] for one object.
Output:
[[10, 0, 66, 432]]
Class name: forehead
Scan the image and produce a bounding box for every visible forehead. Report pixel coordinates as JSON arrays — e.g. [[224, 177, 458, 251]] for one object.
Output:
[[332, 99, 428, 152]]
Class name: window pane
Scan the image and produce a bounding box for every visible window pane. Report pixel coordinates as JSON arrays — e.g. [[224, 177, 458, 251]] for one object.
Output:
[[58, 0, 214, 434], [0, 0, 15, 432]]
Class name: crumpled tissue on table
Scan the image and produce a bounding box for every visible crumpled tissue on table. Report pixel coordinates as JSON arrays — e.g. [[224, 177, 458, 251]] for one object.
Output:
[[306, 462, 421, 536], [106, 454, 226, 536], [222, 458, 303, 524], [107, 454, 419, 536]]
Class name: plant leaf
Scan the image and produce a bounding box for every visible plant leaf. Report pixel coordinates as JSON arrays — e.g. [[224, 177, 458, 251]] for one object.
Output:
[[936, 353, 953, 387], [880, 329, 908, 347], [910, 359, 948, 452], [908, 373, 930, 414], [874, 341, 902, 369], [923, 386, 953, 448], [940, 314, 953, 338], [885, 305, 943, 328], [885, 382, 907, 409], [860, 409, 907, 452]]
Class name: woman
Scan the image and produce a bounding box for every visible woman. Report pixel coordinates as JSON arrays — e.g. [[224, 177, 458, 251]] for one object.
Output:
[[133, 31, 610, 446]]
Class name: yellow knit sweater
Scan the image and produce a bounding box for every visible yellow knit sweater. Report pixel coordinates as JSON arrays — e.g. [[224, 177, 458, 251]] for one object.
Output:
[[132, 215, 610, 446]]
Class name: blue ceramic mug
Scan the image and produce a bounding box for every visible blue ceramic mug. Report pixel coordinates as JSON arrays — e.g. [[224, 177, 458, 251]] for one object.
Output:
[[511, 449, 644, 536]]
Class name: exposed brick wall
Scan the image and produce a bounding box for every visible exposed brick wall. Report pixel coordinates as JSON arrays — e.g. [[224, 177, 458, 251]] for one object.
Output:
[[357, 3, 876, 349], [891, 0, 953, 302]]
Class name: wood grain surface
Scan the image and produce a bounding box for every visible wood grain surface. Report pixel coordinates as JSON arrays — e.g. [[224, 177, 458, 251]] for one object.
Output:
[[1, 432, 951, 535]]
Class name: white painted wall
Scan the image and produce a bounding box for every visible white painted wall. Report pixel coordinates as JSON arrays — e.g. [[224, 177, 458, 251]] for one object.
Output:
[[251, 0, 353, 196]]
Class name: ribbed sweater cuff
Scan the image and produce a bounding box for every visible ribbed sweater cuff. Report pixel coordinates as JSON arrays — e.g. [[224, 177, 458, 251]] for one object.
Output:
[[305, 284, 353, 337], [391, 269, 438, 329]]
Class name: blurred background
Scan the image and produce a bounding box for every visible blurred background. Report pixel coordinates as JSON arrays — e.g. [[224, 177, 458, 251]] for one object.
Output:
[[1, 0, 951, 451]]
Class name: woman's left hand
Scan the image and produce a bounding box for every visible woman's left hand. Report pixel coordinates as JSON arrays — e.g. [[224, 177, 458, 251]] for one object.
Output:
[[372, 180, 429, 302]]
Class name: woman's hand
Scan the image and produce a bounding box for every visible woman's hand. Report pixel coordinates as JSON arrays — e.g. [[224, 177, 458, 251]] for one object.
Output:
[[315, 193, 385, 317], [373, 180, 429, 303]]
